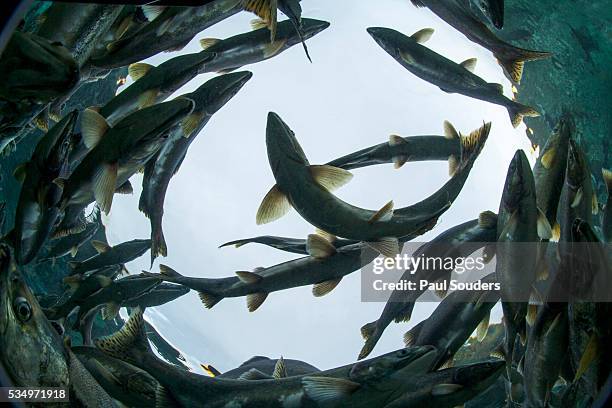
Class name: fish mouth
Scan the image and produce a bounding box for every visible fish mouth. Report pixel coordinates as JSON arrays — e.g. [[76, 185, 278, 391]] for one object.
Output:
[[503, 150, 532, 209], [453, 360, 505, 386], [300, 19, 331, 40]]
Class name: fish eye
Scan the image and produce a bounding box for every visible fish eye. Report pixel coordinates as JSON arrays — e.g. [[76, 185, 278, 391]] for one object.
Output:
[[398, 349, 408, 357], [13, 297, 32, 322]]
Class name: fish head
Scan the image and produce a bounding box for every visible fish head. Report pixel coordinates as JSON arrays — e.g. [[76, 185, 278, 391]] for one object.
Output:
[[294, 18, 329, 41], [35, 110, 79, 171], [367, 27, 420, 63], [448, 360, 505, 393], [501, 149, 535, 212], [0, 245, 69, 387], [350, 345, 436, 382], [565, 139, 588, 191], [190, 71, 253, 115], [266, 112, 310, 175], [279, 18, 329, 45]]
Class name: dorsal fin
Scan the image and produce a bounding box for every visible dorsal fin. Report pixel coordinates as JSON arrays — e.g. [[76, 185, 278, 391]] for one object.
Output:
[[91, 240, 111, 253], [410, 28, 434, 43], [200, 38, 221, 50], [460, 58, 477, 72], [128, 62, 154, 81]]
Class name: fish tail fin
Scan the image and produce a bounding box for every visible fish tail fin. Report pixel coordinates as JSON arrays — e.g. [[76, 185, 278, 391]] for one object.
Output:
[[456, 121, 491, 173], [496, 47, 551, 84], [151, 219, 167, 266], [138, 193, 150, 218], [358, 321, 380, 360], [198, 291, 222, 309], [95, 307, 150, 367], [507, 102, 540, 128]]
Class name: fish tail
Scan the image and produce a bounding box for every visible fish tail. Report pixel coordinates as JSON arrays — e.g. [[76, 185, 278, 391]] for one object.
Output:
[[456, 121, 491, 172], [95, 307, 151, 366], [151, 218, 167, 266], [496, 47, 551, 84], [138, 192, 150, 218], [507, 102, 540, 128], [358, 321, 380, 360]]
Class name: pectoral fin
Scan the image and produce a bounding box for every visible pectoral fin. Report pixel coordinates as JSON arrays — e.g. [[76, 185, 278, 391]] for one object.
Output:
[[312, 278, 342, 297], [309, 165, 353, 191], [302, 376, 360, 404], [306, 234, 337, 258], [410, 28, 434, 43], [81, 109, 109, 149], [460, 58, 477, 72], [128, 62, 154, 81], [365, 237, 399, 258], [93, 163, 118, 214], [91, 240, 111, 253], [256, 184, 292, 225], [368, 201, 394, 223]]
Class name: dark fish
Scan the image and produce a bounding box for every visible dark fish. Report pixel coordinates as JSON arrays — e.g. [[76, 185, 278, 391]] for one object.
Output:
[[219, 355, 320, 379], [198, 18, 329, 73], [603, 168, 612, 242], [59, 98, 194, 215], [138, 71, 252, 265], [408, 0, 549, 83], [359, 212, 498, 359], [220, 234, 358, 255], [470, 0, 504, 29], [68, 239, 151, 276], [108, 282, 190, 319], [96, 309, 439, 407], [327, 120, 470, 172], [258, 112, 489, 257], [367, 27, 539, 128], [12, 111, 78, 264]]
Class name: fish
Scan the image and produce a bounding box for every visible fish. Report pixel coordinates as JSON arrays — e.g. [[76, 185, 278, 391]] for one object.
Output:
[[59, 97, 195, 215], [198, 18, 330, 73], [38, 207, 101, 262], [45, 264, 123, 321], [219, 355, 320, 379], [532, 113, 572, 237], [96, 50, 215, 126], [138, 71, 252, 265], [257, 112, 489, 257], [470, 0, 504, 29], [11, 111, 78, 265], [326, 121, 466, 172], [143, 241, 379, 312], [67, 238, 151, 276], [602, 168, 612, 242], [96, 308, 439, 407], [495, 150, 550, 368], [36, 3, 125, 68], [103, 282, 190, 320], [72, 345, 158, 407], [407, 0, 549, 83], [277, 0, 312, 62], [0, 244, 117, 406], [401, 274, 500, 370], [359, 212, 499, 359], [90, 0, 262, 69], [220, 234, 358, 255], [0, 32, 79, 153], [367, 27, 539, 128], [74, 274, 161, 330], [383, 360, 505, 408], [558, 139, 596, 243]]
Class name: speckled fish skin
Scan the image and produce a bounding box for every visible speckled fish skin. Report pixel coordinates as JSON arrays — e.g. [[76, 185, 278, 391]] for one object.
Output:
[[382, 360, 505, 408], [409, 274, 500, 369], [358, 216, 498, 359], [96, 311, 438, 408], [98, 51, 215, 126], [265, 112, 488, 244], [200, 18, 330, 73], [72, 345, 158, 407], [495, 150, 539, 366], [138, 71, 252, 265], [68, 239, 151, 276], [36, 3, 124, 68], [219, 356, 320, 379], [367, 26, 538, 128], [0, 245, 116, 407], [532, 113, 572, 228], [408, 0, 548, 83], [59, 98, 194, 212], [13, 111, 78, 265], [327, 133, 461, 170], [90, 0, 246, 69]]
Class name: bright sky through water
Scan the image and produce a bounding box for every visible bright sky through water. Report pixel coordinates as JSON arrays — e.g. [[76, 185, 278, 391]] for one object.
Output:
[[106, 0, 536, 372]]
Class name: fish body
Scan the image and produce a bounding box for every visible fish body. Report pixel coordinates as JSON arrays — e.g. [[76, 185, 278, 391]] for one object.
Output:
[[73, 345, 158, 407], [98, 51, 215, 126], [359, 213, 498, 359], [367, 27, 538, 128], [220, 235, 358, 254], [60, 98, 194, 214], [327, 132, 461, 171], [68, 239, 151, 275], [121, 282, 190, 309], [496, 150, 540, 365], [39, 208, 101, 261], [408, 0, 549, 83], [13, 111, 78, 264], [90, 0, 246, 69], [408, 274, 500, 369], [260, 112, 489, 256], [138, 71, 252, 264], [200, 18, 330, 73], [96, 310, 439, 407], [603, 168, 612, 242], [219, 356, 320, 379], [469, 0, 504, 29]]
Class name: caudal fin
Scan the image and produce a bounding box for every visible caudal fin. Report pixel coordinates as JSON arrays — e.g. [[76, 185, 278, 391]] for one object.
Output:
[[456, 121, 492, 173], [496, 48, 551, 84], [358, 321, 380, 360], [95, 307, 150, 366], [150, 219, 167, 267], [507, 102, 540, 128]]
